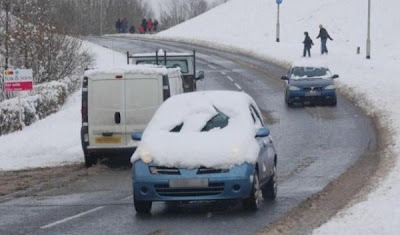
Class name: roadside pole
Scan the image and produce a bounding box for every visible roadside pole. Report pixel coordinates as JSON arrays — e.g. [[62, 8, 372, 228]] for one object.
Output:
[[366, 0, 371, 59], [100, 0, 103, 35], [276, 0, 283, 42], [18, 92, 23, 130]]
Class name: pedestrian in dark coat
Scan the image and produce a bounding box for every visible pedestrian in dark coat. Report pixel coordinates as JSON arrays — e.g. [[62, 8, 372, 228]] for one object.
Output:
[[129, 24, 136, 34], [141, 18, 147, 33], [121, 17, 128, 33], [316, 24, 333, 54], [116, 18, 122, 33], [153, 19, 159, 32], [303, 32, 314, 57]]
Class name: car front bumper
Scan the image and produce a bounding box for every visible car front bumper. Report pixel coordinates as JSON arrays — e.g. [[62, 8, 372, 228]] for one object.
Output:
[[287, 90, 336, 104], [132, 161, 255, 202]]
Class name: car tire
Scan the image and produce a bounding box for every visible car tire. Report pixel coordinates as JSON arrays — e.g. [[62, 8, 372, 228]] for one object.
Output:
[[134, 198, 152, 214], [242, 172, 263, 210], [262, 164, 277, 200], [84, 153, 97, 168]]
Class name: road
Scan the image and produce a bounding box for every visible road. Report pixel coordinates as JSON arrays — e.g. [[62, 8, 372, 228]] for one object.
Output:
[[0, 37, 376, 235]]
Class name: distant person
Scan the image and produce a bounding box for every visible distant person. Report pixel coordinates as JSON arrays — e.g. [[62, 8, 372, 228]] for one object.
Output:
[[303, 32, 314, 57], [121, 17, 128, 33], [115, 18, 121, 33], [153, 19, 159, 32], [147, 18, 153, 33], [316, 24, 333, 54], [138, 25, 145, 34], [141, 18, 147, 33], [129, 24, 136, 34]]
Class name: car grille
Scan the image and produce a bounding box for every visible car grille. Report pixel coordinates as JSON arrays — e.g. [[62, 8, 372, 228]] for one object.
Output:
[[303, 86, 323, 91], [197, 167, 229, 174], [151, 166, 180, 175], [154, 183, 225, 197]]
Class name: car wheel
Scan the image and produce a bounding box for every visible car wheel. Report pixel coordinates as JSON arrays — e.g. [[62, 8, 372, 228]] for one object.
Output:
[[262, 164, 277, 200], [84, 153, 97, 168], [242, 172, 263, 210], [134, 198, 152, 214]]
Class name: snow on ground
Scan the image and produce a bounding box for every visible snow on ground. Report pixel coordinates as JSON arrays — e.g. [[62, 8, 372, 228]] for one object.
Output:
[[0, 42, 126, 171], [136, 0, 398, 233], [148, 0, 224, 18]]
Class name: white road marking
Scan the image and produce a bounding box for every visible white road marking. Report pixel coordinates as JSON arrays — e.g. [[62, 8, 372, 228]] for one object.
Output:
[[41, 206, 105, 229], [234, 83, 242, 90], [207, 64, 217, 69], [221, 71, 227, 75], [226, 76, 234, 82]]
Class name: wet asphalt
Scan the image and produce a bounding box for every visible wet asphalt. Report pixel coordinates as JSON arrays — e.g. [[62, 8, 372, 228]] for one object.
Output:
[[0, 37, 376, 235]]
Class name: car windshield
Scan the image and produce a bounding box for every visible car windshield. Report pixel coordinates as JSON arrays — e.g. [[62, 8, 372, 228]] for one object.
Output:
[[201, 109, 230, 132], [136, 59, 189, 73], [290, 66, 331, 79]]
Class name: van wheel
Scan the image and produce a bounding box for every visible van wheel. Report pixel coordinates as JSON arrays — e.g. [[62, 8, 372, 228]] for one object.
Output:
[[242, 172, 262, 210], [134, 198, 152, 214], [84, 153, 97, 168]]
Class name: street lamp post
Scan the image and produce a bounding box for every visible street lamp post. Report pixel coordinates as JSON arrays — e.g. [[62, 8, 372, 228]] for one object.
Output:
[[276, 0, 282, 42], [100, 0, 103, 35], [366, 0, 371, 59]]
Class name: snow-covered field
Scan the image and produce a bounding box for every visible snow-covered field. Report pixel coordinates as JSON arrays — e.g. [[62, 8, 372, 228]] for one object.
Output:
[[148, 0, 398, 233], [0, 42, 126, 171]]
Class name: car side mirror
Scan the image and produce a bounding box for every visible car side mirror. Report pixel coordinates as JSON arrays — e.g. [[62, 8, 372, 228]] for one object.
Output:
[[256, 127, 270, 138], [131, 132, 143, 141], [281, 76, 289, 80], [196, 71, 205, 80], [332, 74, 339, 79]]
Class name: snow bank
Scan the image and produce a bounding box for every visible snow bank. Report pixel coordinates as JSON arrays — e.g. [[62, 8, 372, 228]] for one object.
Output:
[[132, 91, 262, 169], [0, 75, 81, 136], [124, 0, 400, 233]]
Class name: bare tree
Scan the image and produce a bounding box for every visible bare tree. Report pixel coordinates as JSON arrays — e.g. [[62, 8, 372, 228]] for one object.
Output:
[[160, 0, 209, 30]]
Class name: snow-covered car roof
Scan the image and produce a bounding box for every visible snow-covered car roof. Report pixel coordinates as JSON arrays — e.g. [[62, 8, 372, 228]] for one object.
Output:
[[290, 60, 332, 79], [131, 91, 263, 169], [84, 64, 180, 77], [131, 52, 194, 57]]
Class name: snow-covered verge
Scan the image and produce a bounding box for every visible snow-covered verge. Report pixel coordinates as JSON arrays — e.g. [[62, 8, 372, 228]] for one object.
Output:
[[115, 0, 399, 233], [0, 42, 126, 171], [0, 75, 81, 136]]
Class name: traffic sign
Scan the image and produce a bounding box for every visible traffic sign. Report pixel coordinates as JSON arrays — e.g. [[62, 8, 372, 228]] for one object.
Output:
[[276, 0, 283, 4], [3, 69, 33, 92]]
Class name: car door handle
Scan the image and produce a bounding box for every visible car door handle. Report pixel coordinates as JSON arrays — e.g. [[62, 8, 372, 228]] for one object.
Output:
[[115, 112, 121, 124]]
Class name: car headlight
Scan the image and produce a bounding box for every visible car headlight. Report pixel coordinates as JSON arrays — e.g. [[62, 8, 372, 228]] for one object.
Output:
[[324, 84, 336, 90], [288, 86, 300, 91]]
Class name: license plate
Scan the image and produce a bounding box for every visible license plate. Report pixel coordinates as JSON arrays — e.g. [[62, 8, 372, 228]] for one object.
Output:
[[169, 179, 209, 188], [305, 91, 321, 96], [95, 136, 122, 144]]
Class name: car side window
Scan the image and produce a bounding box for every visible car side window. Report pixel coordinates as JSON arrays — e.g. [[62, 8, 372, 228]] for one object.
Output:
[[250, 105, 264, 127]]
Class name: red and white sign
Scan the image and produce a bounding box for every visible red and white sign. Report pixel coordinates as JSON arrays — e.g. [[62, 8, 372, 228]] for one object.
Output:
[[3, 69, 33, 92]]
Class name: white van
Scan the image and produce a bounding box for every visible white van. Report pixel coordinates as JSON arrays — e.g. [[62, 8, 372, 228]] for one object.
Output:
[[80, 65, 183, 167]]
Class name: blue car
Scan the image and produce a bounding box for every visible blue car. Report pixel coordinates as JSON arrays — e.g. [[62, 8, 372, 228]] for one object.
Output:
[[131, 91, 278, 214], [281, 63, 339, 106]]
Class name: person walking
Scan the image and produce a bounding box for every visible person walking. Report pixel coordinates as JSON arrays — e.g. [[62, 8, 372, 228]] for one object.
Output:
[[153, 19, 159, 32], [141, 18, 147, 33], [303, 32, 314, 57], [121, 17, 128, 33], [115, 18, 122, 33], [147, 18, 153, 33], [316, 24, 333, 54], [129, 24, 136, 34]]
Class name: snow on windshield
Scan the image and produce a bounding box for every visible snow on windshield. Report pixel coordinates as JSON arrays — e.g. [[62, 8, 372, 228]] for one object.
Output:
[[290, 66, 332, 79], [131, 91, 263, 169]]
